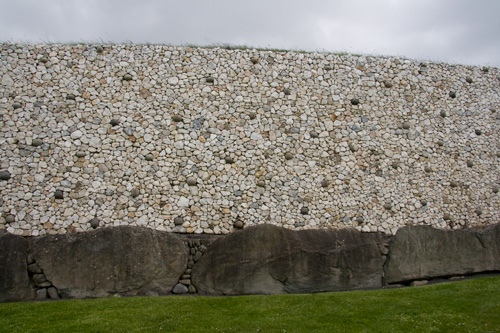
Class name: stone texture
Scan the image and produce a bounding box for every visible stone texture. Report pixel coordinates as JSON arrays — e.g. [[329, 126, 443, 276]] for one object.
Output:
[[0, 44, 499, 237], [384, 223, 500, 284], [29, 226, 188, 298], [0, 234, 34, 302], [191, 224, 387, 295]]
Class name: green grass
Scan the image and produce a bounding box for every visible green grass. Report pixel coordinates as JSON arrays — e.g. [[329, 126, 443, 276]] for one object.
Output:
[[1, 276, 499, 332]]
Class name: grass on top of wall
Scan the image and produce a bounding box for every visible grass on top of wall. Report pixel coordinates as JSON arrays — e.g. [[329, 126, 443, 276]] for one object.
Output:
[[0, 276, 499, 332]]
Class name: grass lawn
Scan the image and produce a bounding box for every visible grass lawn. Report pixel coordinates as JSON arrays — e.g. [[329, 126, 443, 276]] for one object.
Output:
[[0, 276, 499, 332]]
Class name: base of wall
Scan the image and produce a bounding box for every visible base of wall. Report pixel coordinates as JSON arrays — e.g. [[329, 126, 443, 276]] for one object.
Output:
[[1, 223, 499, 302]]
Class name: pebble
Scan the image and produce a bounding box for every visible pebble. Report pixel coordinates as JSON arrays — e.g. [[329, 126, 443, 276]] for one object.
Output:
[[0, 170, 11, 181]]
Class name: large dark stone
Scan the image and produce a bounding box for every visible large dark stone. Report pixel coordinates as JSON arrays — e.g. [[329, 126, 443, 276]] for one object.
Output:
[[384, 223, 500, 284], [29, 226, 188, 298], [191, 224, 387, 295], [0, 234, 34, 302]]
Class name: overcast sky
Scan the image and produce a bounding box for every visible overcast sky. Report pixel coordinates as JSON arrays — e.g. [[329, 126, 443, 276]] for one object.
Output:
[[1, 0, 499, 67]]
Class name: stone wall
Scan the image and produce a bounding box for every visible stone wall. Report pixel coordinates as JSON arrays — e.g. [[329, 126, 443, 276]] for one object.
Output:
[[1, 224, 499, 301], [0, 43, 499, 236]]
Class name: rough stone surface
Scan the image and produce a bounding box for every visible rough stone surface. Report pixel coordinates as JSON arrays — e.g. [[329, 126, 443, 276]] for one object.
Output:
[[191, 224, 387, 295], [29, 226, 188, 298], [384, 223, 500, 283], [0, 234, 34, 302]]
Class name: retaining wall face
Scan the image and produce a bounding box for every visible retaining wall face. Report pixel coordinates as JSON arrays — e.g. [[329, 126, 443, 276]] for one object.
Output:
[[0, 44, 499, 236]]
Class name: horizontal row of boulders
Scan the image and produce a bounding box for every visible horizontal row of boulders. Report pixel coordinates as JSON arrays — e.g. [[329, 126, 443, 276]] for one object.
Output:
[[1, 223, 499, 302]]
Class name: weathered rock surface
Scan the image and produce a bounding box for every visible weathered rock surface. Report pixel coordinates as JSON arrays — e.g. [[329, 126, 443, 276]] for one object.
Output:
[[384, 223, 500, 283], [29, 226, 188, 298], [191, 224, 388, 295], [0, 234, 34, 302]]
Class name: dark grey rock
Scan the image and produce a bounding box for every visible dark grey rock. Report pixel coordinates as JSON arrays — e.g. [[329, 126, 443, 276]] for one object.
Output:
[[467, 160, 474, 168], [28, 263, 42, 274], [443, 213, 451, 221], [249, 112, 256, 120], [324, 65, 333, 70], [145, 154, 154, 161], [192, 224, 388, 295], [450, 181, 458, 188], [172, 115, 183, 122], [0, 170, 11, 181], [33, 273, 48, 285], [437, 140, 444, 147], [193, 117, 205, 130], [123, 74, 133, 81], [96, 46, 103, 53], [384, 203, 392, 210], [0, 234, 34, 302], [449, 91, 456, 98], [384, 223, 500, 283], [440, 110, 447, 117], [66, 94, 76, 100], [424, 166, 432, 173], [76, 151, 86, 158], [351, 98, 360, 105], [410, 280, 428, 287], [466, 77, 473, 83], [284, 152, 294, 160], [47, 287, 60, 299], [172, 283, 189, 294], [300, 207, 309, 215], [188, 285, 197, 293], [5, 215, 15, 223], [54, 190, 64, 200], [110, 119, 119, 126], [283, 88, 291, 95], [131, 188, 140, 198], [13, 102, 22, 109], [475, 129, 482, 136], [193, 251, 203, 262], [420, 200, 427, 207], [250, 58, 259, 64], [234, 220, 244, 229], [310, 131, 319, 138], [321, 179, 329, 188], [206, 77, 215, 83], [29, 226, 188, 298], [174, 217, 184, 226], [402, 122, 411, 130], [36, 288, 47, 299], [349, 144, 357, 152], [32, 139, 43, 147], [493, 186, 499, 194], [123, 127, 134, 136], [186, 177, 197, 186], [384, 81, 393, 88], [90, 217, 99, 229], [257, 180, 266, 188], [225, 156, 234, 164], [475, 208, 482, 216], [356, 217, 364, 224]]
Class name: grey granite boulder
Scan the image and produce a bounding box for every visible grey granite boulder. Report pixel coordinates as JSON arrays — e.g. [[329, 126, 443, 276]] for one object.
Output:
[[384, 223, 500, 284], [29, 226, 188, 298], [0, 234, 34, 302], [191, 224, 387, 295]]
